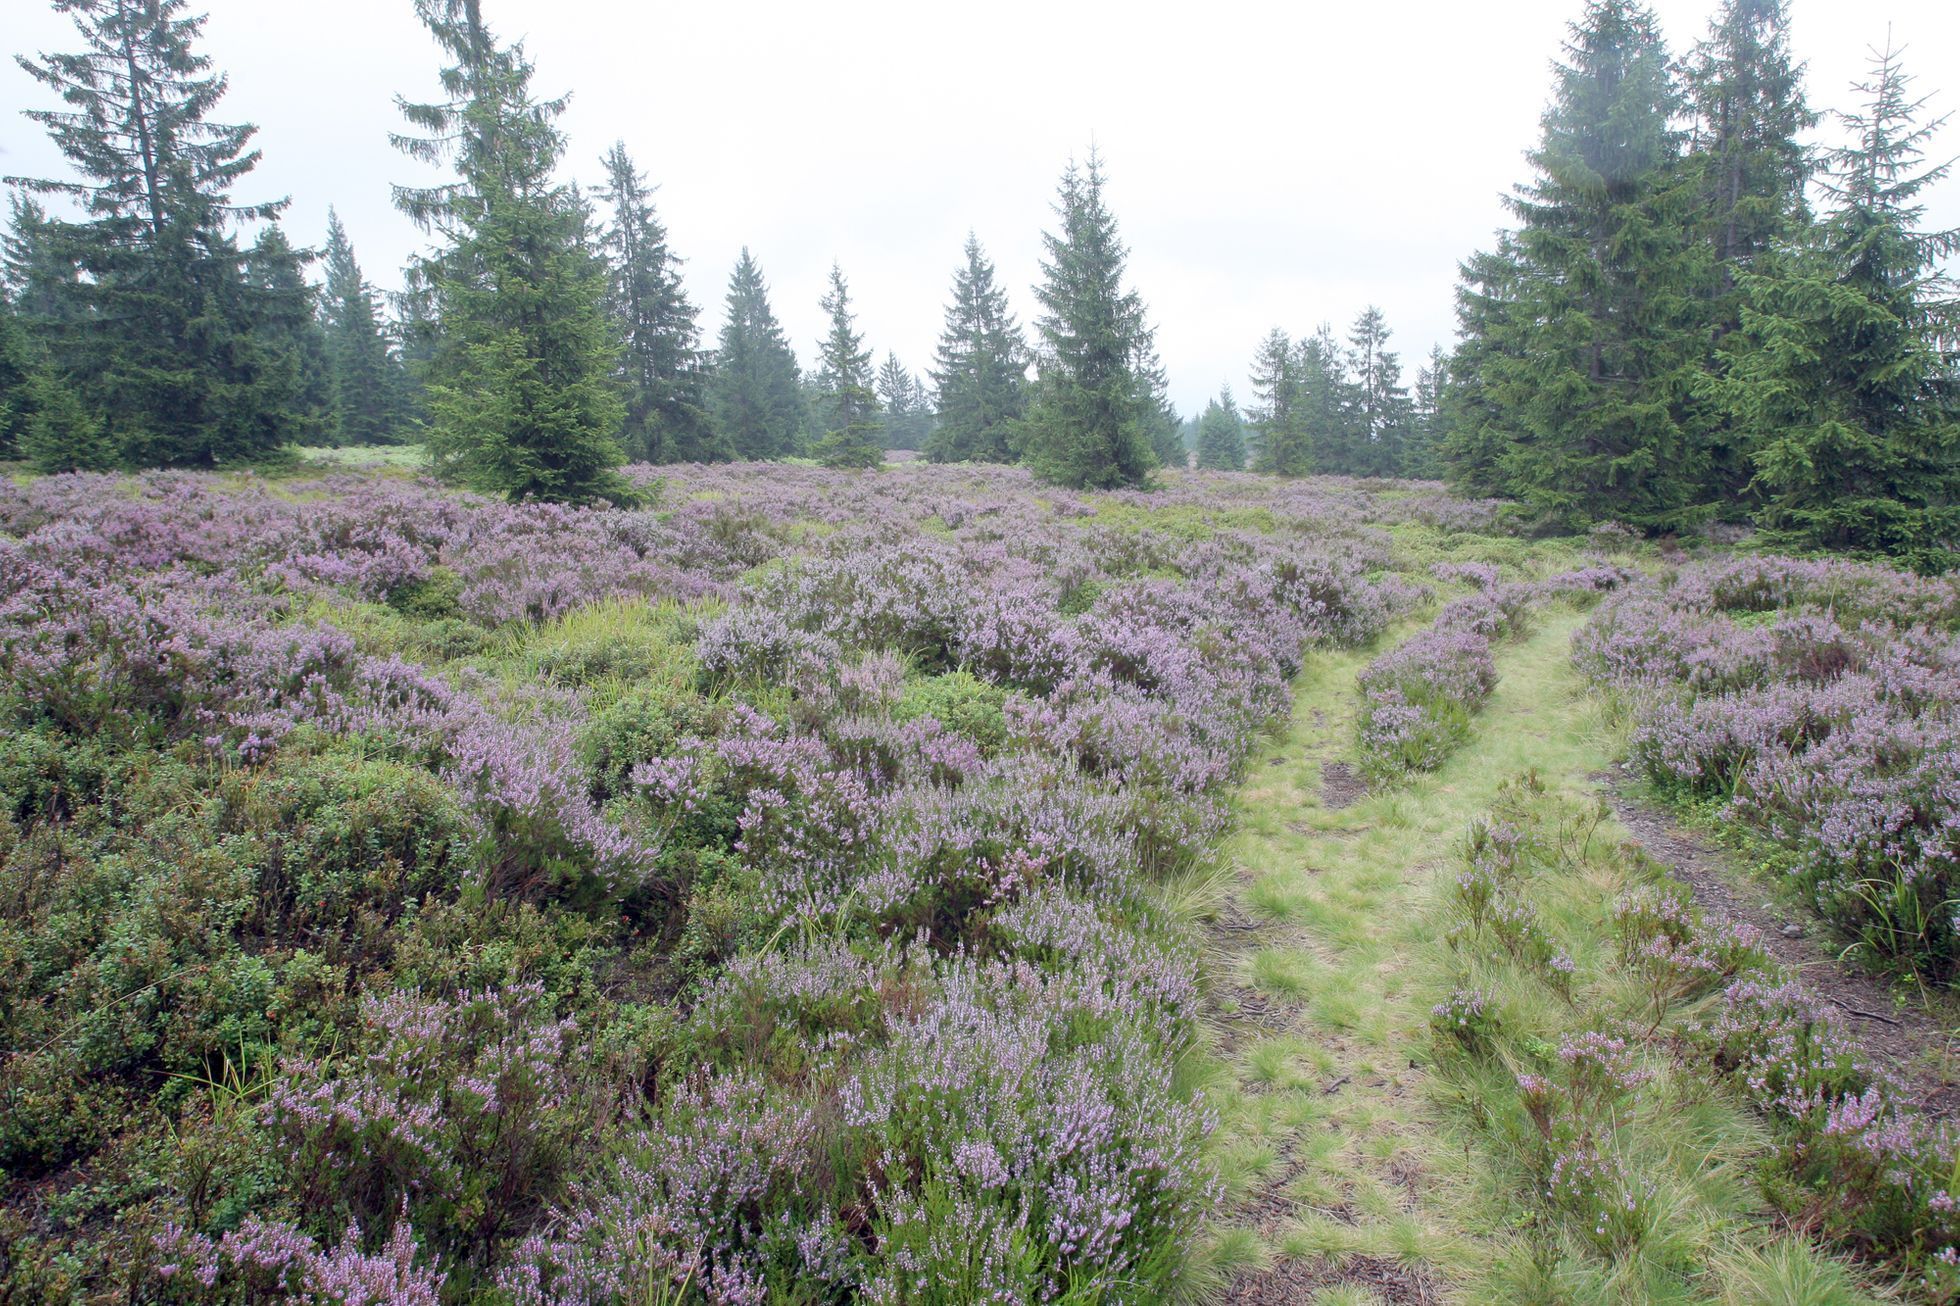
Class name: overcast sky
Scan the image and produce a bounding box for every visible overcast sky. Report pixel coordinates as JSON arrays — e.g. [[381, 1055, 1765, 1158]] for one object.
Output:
[[4, 0, 1958, 416]]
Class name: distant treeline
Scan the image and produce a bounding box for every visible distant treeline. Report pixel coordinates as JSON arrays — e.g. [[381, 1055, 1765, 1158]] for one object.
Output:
[[1, 0, 1955, 564]]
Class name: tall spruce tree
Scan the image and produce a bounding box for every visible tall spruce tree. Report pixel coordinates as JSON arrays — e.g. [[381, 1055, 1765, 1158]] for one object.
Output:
[[1683, 0, 1815, 501], [1249, 328, 1311, 476], [1405, 345, 1451, 479], [245, 225, 332, 445], [707, 247, 803, 460], [320, 209, 411, 445], [1137, 337, 1185, 469], [1196, 386, 1247, 470], [909, 374, 936, 450], [2, 194, 76, 325], [1296, 324, 1352, 475], [0, 294, 29, 460], [1027, 150, 1160, 488], [0, 195, 67, 460], [927, 234, 1027, 463], [1345, 307, 1413, 477], [1441, 236, 1526, 495], [1022, 150, 1161, 489], [1682, 0, 1813, 296], [1725, 40, 1959, 563], [1449, 0, 1710, 529], [393, 0, 630, 504], [596, 142, 715, 464], [10, 0, 299, 467], [811, 264, 883, 469]]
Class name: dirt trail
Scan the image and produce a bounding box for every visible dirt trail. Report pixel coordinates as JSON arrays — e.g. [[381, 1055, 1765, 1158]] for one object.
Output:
[[1202, 621, 1603, 1304], [1600, 771, 1960, 1120]]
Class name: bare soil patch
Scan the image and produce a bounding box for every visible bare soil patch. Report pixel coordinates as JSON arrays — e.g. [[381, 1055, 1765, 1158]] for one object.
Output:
[[1224, 1253, 1441, 1305], [1320, 760, 1368, 810]]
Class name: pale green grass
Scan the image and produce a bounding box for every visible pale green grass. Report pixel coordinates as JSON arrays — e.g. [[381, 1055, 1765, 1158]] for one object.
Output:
[[295, 442, 427, 470]]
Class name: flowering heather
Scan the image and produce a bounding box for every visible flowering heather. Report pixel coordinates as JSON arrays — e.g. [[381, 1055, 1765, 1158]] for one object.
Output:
[[1357, 623, 1499, 779], [1576, 556, 1960, 977], [0, 462, 1443, 1301], [156, 1210, 445, 1305]]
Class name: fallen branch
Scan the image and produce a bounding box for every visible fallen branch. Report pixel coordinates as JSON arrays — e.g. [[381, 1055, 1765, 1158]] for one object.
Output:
[[1829, 997, 1903, 1027]]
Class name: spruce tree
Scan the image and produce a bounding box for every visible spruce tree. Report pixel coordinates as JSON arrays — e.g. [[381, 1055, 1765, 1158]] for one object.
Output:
[[0, 296, 29, 460], [21, 369, 115, 472], [320, 209, 411, 445], [1404, 345, 1451, 479], [10, 0, 298, 467], [245, 225, 332, 445], [1441, 237, 1526, 495], [1450, 0, 1710, 529], [909, 373, 936, 451], [393, 0, 630, 504], [596, 142, 715, 463], [1726, 40, 1959, 563], [1249, 328, 1311, 476], [1682, 0, 1813, 295], [927, 234, 1028, 463], [2, 194, 76, 325], [810, 264, 883, 469], [1683, 0, 1815, 501], [1137, 338, 1185, 470], [876, 352, 929, 450], [1196, 386, 1248, 470], [0, 196, 67, 461], [707, 247, 803, 460], [1345, 307, 1413, 477], [1296, 325, 1352, 475], [1022, 150, 1160, 489]]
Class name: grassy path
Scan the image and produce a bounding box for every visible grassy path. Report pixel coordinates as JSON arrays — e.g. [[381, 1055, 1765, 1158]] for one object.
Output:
[[1201, 609, 1881, 1304]]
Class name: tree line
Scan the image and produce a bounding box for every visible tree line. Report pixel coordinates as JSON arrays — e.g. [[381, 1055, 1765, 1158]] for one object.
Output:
[[2, 0, 1955, 561], [1206, 311, 1450, 479], [0, 0, 1185, 503]]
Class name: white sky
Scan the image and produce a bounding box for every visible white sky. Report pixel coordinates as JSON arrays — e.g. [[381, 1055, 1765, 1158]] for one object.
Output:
[[4, 0, 1957, 416]]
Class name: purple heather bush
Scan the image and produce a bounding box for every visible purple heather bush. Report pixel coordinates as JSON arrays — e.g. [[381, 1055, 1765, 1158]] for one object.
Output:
[[1357, 624, 1499, 779], [1594, 853, 1960, 1281], [155, 1209, 445, 1305], [1, 463, 1428, 1300], [1576, 557, 1960, 978]]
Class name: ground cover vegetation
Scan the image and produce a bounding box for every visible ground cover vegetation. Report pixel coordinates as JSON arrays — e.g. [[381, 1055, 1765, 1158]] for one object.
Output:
[[5, 0, 1960, 1301], [0, 461, 1495, 1302], [1576, 556, 1960, 984]]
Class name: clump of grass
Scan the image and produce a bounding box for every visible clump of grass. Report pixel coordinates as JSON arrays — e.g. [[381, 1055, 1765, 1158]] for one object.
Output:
[[1425, 774, 1885, 1302]]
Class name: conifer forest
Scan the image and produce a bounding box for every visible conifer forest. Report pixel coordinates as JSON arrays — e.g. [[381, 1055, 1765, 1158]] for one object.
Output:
[[6, 0, 1960, 1302]]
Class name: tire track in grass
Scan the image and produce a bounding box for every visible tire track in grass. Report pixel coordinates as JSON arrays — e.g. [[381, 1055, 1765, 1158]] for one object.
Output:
[[1205, 607, 1890, 1304], [1204, 618, 1603, 1302]]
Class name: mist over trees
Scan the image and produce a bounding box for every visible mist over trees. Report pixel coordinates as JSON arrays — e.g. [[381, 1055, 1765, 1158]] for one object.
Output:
[[2, 0, 1955, 564]]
